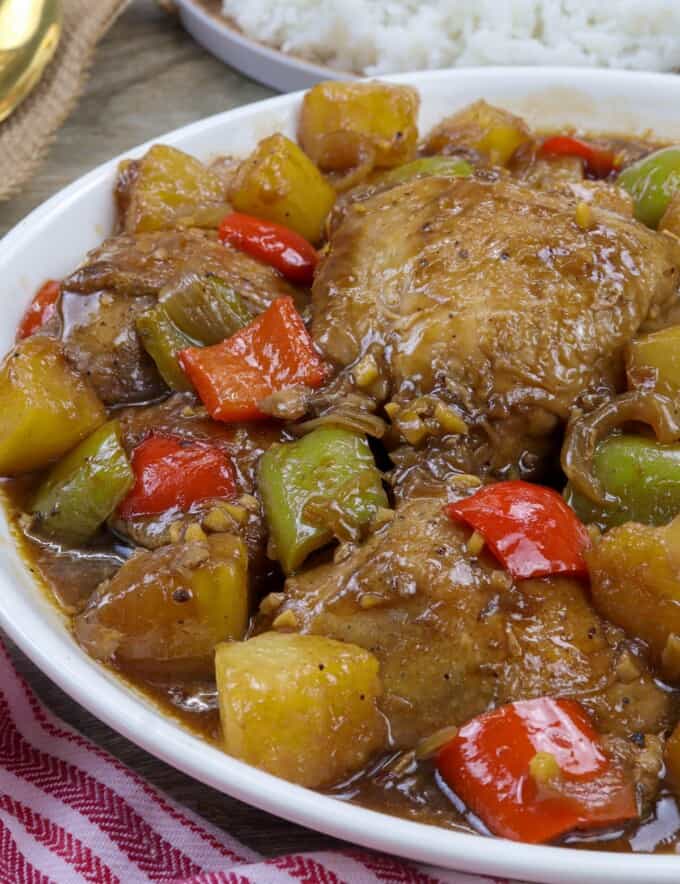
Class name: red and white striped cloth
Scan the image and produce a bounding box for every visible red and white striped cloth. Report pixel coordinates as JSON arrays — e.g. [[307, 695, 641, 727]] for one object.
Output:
[[0, 640, 519, 884]]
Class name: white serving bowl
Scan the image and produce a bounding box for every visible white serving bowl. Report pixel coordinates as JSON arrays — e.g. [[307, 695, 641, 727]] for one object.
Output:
[[1, 68, 680, 884]]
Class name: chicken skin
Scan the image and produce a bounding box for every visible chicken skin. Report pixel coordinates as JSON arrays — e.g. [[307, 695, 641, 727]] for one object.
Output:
[[313, 174, 680, 474]]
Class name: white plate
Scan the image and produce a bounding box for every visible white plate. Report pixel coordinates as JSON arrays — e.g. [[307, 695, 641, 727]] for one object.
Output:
[[175, 0, 351, 92], [2, 68, 680, 884]]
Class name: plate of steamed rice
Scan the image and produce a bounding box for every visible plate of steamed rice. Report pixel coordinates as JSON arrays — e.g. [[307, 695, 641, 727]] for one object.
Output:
[[174, 0, 680, 93]]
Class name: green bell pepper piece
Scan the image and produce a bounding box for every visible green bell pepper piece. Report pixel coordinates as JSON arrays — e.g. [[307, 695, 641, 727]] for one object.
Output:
[[136, 304, 194, 392], [564, 433, 680, 530], [160, 273, 251, 345], [381, 156, 473, 187], [31, 420, 134, 545], [258, 427, 388, 574], [618, 147, 680, 229], [137, 274, 251, 391]]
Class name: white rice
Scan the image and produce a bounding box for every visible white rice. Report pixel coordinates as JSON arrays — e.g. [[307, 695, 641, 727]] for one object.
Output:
[[221, 0, 680, 76]]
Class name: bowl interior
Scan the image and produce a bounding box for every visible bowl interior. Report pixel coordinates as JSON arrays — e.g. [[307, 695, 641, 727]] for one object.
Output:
[[2, 68, 680, 884]]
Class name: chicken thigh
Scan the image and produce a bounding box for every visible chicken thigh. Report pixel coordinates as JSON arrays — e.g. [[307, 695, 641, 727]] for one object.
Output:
[[313, 175, 680, 474], [271, 489, 670, 748]]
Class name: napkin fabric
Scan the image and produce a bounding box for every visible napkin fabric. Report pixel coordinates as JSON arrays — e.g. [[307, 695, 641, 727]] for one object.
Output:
[[0, 639, 519, 884], [0, 0, 128, 202]]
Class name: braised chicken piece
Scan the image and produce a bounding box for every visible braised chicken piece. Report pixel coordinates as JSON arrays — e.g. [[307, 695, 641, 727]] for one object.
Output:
[[313, 174, 680, 476], [59, 289, 164, 405], [271, 490, 670, 750], [511, 148, 635, 216], [57, 229, 304, 408], [63, 228, 300, 313]]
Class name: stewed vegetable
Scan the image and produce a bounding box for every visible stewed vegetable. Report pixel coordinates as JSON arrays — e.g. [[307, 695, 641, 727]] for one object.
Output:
[[0, 337, 106, 475], [160, 273, 251, 345], [136, 272, 251, 390], [423, 99, 530, 166], [136, 305, 195, 391], [117, 144, 230, 233], [215, 632, 386, 787], [437, 698, 637, 843], [618, 147, 680, 228], [31, 420, 133, 544], [586, 516, 680, 679], [17, 279, 60, 340], [446, 481, 590, 579], [118, 434, 237, 519], [229, 134, 336, 243], [627, 324, 680, 398], [180, 296, 327, 421], [259, 426, 388, 573], [380, 155, 473, 186], [75, 534, 249, 679], [565, 435, 680, 529], [218, 212, 319, 285], [539, 135, 619, 178], [298, 80, 419, 186]]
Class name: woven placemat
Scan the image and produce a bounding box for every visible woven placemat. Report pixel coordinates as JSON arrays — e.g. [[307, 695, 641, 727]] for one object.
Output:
[[0, 0, 129, 202]]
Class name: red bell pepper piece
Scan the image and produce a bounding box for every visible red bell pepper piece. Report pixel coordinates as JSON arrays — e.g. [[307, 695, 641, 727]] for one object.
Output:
[[17, 280, 61, 340], [445, 480, 590, 580], [539, 135, 619, 179], [179, 296, 327, 423], [118, 433, 237, 519], [437, 698, 637, 844], [219, 212, 318, 286]]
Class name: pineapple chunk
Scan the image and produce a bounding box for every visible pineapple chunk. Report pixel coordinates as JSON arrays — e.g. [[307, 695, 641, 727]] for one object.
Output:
[[424, 100, 530, 167], [627, 325, 680, 399], [298, 81, 419, 179], [587, 516, 680, 676], [215, 632, 386, 787], [230, 134, 335, 244], [74, 534, 248, 679], [116, 145, 230, 234], [0, 337, 106, 476]]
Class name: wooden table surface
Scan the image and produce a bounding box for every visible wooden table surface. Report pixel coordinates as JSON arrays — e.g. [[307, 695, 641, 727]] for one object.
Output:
[[0, 0, 343, 859]]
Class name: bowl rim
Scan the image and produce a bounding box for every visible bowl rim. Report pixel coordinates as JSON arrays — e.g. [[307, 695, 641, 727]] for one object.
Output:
[[2, 66, 680, 884]]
